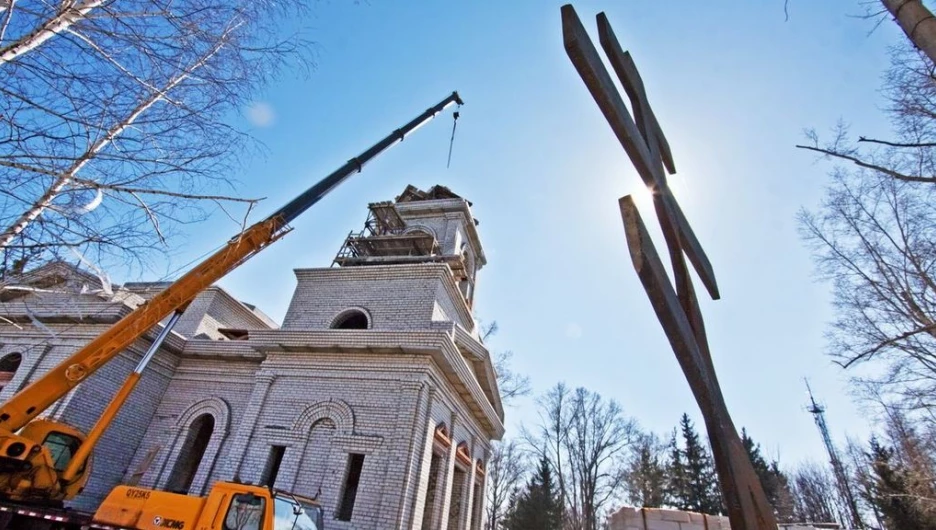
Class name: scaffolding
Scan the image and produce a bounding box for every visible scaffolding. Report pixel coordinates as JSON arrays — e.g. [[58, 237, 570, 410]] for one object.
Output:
[[333, 202, 466, 272], [332, 197, 476, 307]]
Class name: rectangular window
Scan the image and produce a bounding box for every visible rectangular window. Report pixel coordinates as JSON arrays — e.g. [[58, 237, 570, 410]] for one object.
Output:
[[421, 453, 442, 530], [336, 453, 365, 521], [448, 467, 467, 528], [471, 481, 483, 530], [259, 445, 286, 488]]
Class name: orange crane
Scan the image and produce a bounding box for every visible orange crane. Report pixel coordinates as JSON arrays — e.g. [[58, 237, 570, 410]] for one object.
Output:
[[0, 91, 462, 529]]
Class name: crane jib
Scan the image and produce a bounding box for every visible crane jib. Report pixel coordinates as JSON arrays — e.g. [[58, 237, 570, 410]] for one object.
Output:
[[270, 91, 462, 226]]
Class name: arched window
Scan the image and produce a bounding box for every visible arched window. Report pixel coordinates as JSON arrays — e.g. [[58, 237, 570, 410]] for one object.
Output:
[[0, 353, 22, 391], [331, 309, 369, 330], [166, 413, 215, 494]]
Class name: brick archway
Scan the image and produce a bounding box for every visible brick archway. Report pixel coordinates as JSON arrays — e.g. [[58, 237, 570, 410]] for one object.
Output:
[[156, 397, 230, 495]]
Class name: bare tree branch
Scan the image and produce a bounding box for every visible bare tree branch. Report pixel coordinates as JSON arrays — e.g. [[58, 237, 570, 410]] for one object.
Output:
[[858, 136, 936, 148], [796, 144, 936, 183]]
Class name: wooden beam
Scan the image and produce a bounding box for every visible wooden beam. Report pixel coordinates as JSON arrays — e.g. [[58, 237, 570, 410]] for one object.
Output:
[[596, 12, 675, 175], [620, 195, 778, 529], [561, 4, 719, 300], [619, 195, 718, 400]]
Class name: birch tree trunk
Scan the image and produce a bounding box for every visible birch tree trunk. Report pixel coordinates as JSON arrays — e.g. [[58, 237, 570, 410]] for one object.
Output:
[[881, 0, 936, 67], [0, 0, 104, 65]]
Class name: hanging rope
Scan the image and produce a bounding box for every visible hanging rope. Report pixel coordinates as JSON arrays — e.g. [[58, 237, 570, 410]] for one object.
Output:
[[446, 105, 461, 169]]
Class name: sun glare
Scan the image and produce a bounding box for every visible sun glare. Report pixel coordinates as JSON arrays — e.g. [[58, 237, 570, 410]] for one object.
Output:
[[630, 183, 656, 215]]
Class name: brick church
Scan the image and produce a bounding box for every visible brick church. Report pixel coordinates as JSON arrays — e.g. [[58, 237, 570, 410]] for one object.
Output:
[[0, 185, 504, 530]]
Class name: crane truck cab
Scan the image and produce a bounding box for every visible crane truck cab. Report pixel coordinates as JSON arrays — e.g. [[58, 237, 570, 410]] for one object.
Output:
[[0, 418, 90, 503], [91, 482, 324, 530]]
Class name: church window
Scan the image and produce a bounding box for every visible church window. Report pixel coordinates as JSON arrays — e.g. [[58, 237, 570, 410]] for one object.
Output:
[[336, 453, 365, 521], [420, 452, 443, 530], [0, 353, 22, 390], [448, 465, 467, 528], [471, 471, 484, 530], [166, 413, 215, 494], [260, 445, 286, 488], [330, 309, 369, 330]]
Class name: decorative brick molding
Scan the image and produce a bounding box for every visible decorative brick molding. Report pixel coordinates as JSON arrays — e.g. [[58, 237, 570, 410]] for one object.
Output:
[[293, 399, 355, 437], [402, 224, 439, 241]]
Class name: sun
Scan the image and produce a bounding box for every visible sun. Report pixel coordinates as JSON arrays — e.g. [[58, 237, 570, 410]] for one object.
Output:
[[630, 182, 657, 215]]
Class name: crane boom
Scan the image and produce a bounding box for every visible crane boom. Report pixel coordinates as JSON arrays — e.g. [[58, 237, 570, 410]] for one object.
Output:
[[0, 91, 463, 434]]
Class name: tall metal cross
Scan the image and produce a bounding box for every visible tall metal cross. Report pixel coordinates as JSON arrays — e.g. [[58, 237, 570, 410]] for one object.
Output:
[[561, 5, 778, 529]]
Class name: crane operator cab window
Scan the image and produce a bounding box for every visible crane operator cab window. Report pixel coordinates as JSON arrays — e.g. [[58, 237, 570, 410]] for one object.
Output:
[[273, 494, 323, 530], [42, 432, 82, 472], [224, 493, 265, 530]]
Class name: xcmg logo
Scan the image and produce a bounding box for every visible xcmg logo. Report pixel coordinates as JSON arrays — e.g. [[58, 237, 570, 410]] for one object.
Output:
[[153, 515, 185, 529]]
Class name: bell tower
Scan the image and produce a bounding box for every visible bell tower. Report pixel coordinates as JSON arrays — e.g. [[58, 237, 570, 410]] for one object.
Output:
[[332, 184, 486, 307]]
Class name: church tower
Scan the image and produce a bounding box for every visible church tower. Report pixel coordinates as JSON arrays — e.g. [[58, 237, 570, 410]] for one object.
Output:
[[165, 184, 504, 530], [280, 184, 487, 335], [331, 184, 486, 310]]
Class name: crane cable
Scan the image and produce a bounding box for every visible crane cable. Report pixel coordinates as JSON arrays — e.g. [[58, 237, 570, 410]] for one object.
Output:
[[446, 104, 461, 169]]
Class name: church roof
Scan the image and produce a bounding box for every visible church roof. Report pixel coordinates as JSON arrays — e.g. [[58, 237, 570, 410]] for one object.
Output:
[[395, 184, 471, 206]]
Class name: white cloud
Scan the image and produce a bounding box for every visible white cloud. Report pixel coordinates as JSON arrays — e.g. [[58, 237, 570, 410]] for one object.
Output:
[[565, 322, 583, 339], [246, 101, 275, 127]]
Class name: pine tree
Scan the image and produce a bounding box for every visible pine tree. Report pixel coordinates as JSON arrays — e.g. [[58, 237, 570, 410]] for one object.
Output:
[[677, 414, 722, 515], [666, 429, 689, 510], [624, 434, 667, 508], [503, 457, 563, 530], [741, 428, 795, 521], [868, 438, 936, 530]]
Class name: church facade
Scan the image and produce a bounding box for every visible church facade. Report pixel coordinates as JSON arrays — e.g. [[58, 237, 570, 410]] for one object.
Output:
[[0, 185, 504, 530]]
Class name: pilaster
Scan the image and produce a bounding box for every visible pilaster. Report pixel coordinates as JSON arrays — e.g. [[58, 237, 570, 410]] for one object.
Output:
[[219, 369, 275, 480]]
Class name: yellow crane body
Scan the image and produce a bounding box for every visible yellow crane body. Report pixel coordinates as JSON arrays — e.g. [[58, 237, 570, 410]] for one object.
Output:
[[91, 482, 324, 530]]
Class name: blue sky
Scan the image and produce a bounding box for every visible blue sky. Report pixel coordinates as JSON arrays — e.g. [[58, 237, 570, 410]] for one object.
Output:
[[158, 1, 905, 467]]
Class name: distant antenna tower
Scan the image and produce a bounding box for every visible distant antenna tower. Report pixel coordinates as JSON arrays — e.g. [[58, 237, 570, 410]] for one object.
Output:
[[805, 379, 863, 529]]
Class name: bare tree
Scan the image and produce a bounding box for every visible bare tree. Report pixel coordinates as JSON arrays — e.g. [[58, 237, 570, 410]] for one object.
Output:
[[485, 439, 525, 530], [799, 154, 936, 410], [481, 321, 532, 406], [797, 40, 936, 411], [788, 461, 849, 526], [524, 383, 639, 530], [0, 0, 311, 277]]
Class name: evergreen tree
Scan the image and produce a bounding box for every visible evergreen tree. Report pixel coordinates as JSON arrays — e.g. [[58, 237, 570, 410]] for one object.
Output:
[[503, 457, 563, 530], [666, 429, 689, 510], [624, 433, 667, 508], [741, 428, 795, 521], [868, 438, 936, 530], [676, 414, 722, 515]]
